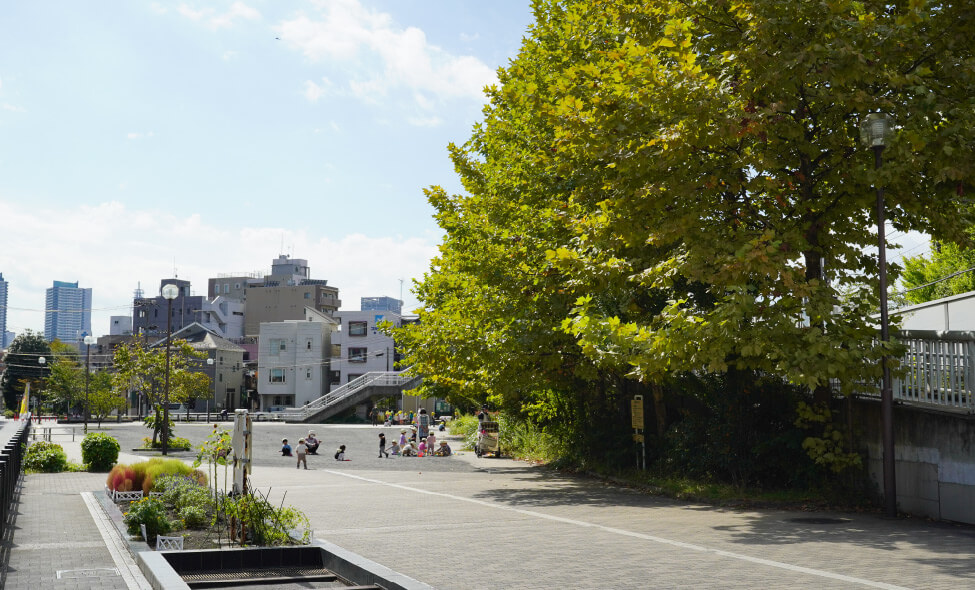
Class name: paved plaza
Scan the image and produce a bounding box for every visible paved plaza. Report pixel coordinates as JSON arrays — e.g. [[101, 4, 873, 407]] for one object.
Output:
[[3, 420, 975, 589]]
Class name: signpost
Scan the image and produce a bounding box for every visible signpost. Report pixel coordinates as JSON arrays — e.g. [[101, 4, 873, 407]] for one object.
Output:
[[631, 395, 645, 470]]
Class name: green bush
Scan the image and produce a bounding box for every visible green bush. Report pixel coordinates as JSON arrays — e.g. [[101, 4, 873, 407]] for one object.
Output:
[[123, 497, 172, 541], [24, 441, 69, 472], [222, 493, 311, 546], [81, 432, 121, 471], [447, 414, 479, 449], [140, 436, 192, 451], [4, 410, 13, 419], [179, 505, 208, 529]]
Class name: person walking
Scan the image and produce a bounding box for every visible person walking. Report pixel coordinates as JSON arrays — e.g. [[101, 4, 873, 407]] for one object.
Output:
[[296, 438, 308, 469], [378, 433, 389, 458]]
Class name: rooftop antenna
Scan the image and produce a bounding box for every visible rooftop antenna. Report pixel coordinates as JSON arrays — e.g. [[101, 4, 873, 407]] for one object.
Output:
[[399, 278, 404, 304], [173, 257, 178, 278], [134, 281, 144, 299]]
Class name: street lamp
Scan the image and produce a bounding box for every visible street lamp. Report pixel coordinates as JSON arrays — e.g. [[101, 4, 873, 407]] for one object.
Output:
[[161, 283, 179, 455], [860, 112, 896, 518], [83, 335, 95, 433], [206, 357, 214, 423], [37, 356, 46, 418]]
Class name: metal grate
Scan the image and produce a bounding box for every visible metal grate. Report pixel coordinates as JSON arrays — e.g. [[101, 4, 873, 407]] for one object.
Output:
[[182, 566, 337, 586]]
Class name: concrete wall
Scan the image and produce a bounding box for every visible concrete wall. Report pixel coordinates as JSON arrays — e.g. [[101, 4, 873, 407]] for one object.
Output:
[[853, 398, 975, 524], [895, 290, 975, 331]]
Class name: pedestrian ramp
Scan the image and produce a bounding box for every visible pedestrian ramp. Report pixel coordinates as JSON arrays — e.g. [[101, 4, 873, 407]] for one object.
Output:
[[277, 371, 422, 423]]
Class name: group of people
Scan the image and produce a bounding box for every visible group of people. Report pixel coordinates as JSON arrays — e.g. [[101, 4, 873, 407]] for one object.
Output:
[[278, 408, 453, 467], [281, 430, 325, 469], [378, 427, 452, 457]]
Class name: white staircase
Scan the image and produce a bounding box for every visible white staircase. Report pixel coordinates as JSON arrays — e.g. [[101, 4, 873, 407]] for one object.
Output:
[[277, 371, 421, 423]]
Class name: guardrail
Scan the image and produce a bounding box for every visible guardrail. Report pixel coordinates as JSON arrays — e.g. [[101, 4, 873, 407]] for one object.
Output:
[[849, 330, 975, 412], [1, 419, 31, 545], [278, 371, 416, 422]]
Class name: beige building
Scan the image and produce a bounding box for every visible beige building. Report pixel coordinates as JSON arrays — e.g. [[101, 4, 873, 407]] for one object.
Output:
[[244, 283, 341, 336]]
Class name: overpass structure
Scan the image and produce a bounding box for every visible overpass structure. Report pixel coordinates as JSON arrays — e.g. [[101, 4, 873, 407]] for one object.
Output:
[[277, 371, 422, 423]]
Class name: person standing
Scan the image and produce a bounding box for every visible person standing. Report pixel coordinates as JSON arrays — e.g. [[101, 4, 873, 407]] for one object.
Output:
[[296, 438, 308, 469], [378, 433, 389, 458], [417, 408, 431, 440]]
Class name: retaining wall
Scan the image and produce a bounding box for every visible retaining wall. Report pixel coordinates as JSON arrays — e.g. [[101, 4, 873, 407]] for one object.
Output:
[[853, 397, 975, 524]]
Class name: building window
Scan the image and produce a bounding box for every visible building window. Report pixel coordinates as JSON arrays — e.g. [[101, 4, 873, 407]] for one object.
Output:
[[304, 292, 311, 299], [269, 339, 286, 355], [218, 374, 223, 382], [306, 339, 313, 350], [349, 347, 367, 363], [332, 344, 341, 357], [224, 284, 230, 294], [348, 373, 363, 383], [329, 370, 340, 384], [305, 368, 312, 380], [269, 368, 286, 383], [348, 321, 367, 336]]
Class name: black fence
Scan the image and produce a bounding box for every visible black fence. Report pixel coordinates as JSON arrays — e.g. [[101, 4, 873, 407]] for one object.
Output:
[[1, 420, 31, 542]]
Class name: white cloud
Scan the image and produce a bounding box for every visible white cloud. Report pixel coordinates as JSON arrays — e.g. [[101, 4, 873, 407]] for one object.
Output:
[[0, 200, 437, 337], [303, 78, 332, 102], [222, 50, 238, 61], [126, 132, 155, 140], [459, 32, 479, 42], [2, 103, 25, 113], [177, 1, 261, 29], [277, 0, 496, 107], [407, 115, 442, 128]]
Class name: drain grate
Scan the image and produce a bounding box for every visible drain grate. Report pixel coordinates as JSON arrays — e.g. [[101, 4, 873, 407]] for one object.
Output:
[[182, 566, 338, 587], [56, 568, 121, 579]]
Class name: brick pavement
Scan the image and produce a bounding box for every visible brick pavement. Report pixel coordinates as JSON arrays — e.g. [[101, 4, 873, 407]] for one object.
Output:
[[3, 424, 975, 589]]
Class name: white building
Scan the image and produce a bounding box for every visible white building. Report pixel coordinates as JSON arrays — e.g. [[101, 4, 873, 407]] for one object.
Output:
[[330, 310, 401, 387], [257, 308, 337, 410], [109, 315, 132, 336], [196, 296, 246, 339]]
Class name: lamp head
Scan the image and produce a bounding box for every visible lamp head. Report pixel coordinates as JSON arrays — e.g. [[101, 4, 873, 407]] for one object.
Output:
[[161, 284, 179, 300], [83, 335, 95, 345], [860, 113, 892, 148]]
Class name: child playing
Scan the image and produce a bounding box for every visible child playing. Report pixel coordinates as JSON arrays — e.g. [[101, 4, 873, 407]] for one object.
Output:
[[296, 438, 308, 469], [426, 431, 436, 453], [418, 438, 427, 457], [398, 429, 408, 447], [400, 441, 415, 456], [435, 440, 452, 456], [334, 444, 350, 461], [281, 438, 292, 456], [388, 440, 401, 456], [378, 433, 389, 458]]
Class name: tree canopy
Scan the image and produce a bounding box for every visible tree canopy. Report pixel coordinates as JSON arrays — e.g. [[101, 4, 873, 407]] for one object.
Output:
[[402, 0, 975, 432], [0, 330, 51, 410], [900, 230, 975, 305]]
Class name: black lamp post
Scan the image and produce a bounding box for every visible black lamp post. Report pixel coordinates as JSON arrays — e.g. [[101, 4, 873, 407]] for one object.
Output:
[[860, 112, 896, 518], [83, 334, 95, 433], [161, 283, 179, 455]]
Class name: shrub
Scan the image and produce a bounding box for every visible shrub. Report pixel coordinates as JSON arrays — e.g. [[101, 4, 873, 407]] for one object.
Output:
[[106, 464, 137, 491], [24, 441, 69, 472], [154, 474, 211, 512], [140, 436, 192, 451], [123, 497, 172, 541], [222, 492, 311, 546], [179, 505, 208, 529], [81, 432, 121, 471], [4, 410, 13, 419]]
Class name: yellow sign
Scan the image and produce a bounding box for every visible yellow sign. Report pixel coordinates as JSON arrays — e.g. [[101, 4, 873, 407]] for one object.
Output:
[[632, 434, 644, 443], [631, 396, 644, 429]]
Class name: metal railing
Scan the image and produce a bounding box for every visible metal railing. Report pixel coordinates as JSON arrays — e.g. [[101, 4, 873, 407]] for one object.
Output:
[[1, 419, 31, 543], [277, 371, 416, 422], [851, 330, 975, 412]]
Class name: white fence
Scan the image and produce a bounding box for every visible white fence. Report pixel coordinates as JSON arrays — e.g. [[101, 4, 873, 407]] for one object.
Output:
[[851, 330, 975, 412]]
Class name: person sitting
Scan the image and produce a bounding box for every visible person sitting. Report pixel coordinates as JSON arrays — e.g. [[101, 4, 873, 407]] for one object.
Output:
[[305, 431, 320, 455], [400, 442, 416, 457], [388, 440, 401, 456], [418, 438, 428, 456], [281, 438, 292, 456], [334, 444, 350, 461], [435, 441, 452, 456]]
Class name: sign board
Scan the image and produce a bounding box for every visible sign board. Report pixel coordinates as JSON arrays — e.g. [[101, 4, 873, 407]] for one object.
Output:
[[632, 434, 644, 443], [630, 396, 644, 429]]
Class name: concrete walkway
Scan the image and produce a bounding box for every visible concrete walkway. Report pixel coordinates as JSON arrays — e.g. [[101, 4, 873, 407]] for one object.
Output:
[[3, 423, 975, 589]]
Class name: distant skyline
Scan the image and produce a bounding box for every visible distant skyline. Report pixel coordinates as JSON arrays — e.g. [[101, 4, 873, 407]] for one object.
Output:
[[0, 1, 535, 338]]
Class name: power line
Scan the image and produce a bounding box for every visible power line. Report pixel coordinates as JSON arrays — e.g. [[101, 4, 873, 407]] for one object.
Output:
[[893, 264, 975, 296]]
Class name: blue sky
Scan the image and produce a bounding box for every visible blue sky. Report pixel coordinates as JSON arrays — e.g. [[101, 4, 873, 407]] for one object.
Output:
[[0, 1, 535, 337]]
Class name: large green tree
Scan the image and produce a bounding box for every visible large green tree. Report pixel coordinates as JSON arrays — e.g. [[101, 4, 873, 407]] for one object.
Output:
[[900, 231, 975, 304], [111, 338, 209, 444], [0, 330, 51, 411], [403, 0, 975, 456]]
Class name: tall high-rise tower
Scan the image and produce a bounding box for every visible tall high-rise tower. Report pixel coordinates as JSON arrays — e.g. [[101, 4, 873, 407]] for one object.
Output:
[[44, 280, 92, 347], [0, 273, 9, 347]]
